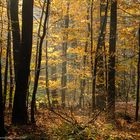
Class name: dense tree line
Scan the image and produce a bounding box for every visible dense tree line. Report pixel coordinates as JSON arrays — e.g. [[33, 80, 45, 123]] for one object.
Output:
[[0, 0, 139, 137]]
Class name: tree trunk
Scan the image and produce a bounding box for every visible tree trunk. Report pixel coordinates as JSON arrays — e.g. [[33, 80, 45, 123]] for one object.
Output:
[[79, 1, 90, 108], [3, 0, 11, 109], [3, 29, 9, 110], [7, 0, 13, 110], [95, 0, 108, 110], [135, 24, 140, 121], [8, 39, 13, 110], [92, 0, 109, 112], [107, 0, 117, 120], [31, 0, 50, 123], [90, 0, 96, 112], [0, 39, 5, 137], [10, 0, 20, 81], [46, 23, 51, 109], [12, 0, 34, 124], [61, 2, 70, 108], [51, 65, 59, 108], [0, 59, 5, 137]]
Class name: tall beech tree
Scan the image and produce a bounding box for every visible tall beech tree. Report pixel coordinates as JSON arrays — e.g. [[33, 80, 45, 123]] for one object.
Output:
[[12, 0, 34, 124], [107, 0, 117, 120]]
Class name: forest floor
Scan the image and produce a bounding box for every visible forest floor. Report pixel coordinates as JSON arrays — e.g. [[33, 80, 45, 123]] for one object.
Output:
[[4, 102, 140, 140]]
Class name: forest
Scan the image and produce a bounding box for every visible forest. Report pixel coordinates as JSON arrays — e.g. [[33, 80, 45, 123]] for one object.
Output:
[[0, 0, 140, 139]]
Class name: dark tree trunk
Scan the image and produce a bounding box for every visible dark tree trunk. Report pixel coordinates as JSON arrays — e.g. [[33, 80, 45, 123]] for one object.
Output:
[[135, 24, 140, 121], [10, 0, 20, 81], [12, 0, 34, 124], [95, 0, 108, 110], [31, 0, 50, 123], [107, 0, 117, 120], [92, 0, 108, 112]]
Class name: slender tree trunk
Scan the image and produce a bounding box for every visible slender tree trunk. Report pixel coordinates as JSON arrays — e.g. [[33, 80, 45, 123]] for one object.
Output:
[[90, 0, 96, 112], [51, 65, 58, 108], [0, 56, 5, 137], [3, 32, 9, 110], [31, 0, 46, 112], [8, 40, 13, 110], [135, 24, 140, 121], [96, 0, 108, 110], [79, 1, 90, 108], [12, 0, 34, 124], [35, 0, 46, 75], [46, 27, 51, 109], [0, 33, 6, 138], [0, 3, 6, 136], [31, 0, 51, 123], [3, 0, 11, 109], [107, 0, 117, 120], [7, 0, 13, 110], [61, 2, 70, 108], [92, 0, 109, 112]]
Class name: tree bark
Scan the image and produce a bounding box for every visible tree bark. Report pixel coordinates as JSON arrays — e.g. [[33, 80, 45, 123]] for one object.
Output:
[[92, 0, 109, 112], [107, 0, 117, 120], [135, 24, 140, 121], [10, 0, 20, 81], [12, 0, 34, 124]]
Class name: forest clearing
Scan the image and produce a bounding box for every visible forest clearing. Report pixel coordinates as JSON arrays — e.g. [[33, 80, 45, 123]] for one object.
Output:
[[0, 0, 140, 139]]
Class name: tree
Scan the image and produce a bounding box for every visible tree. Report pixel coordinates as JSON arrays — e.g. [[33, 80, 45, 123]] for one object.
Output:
[[8, 38, 13, 109], [10, 0, 20, 80], [3, 0, 11, 109], [0, 48, 5, 137], [79, 0, 90, 109], [46, 30, 51, 109], [31, 0, 51, 123], [61, 1, 70, 108], [90, 0, 95, 112], [107, 0, 117, 120], [12, 0, 34, 124], [7, 0, 13, 110], [91, 0, 109, 111], [135, 23, 140, 121]]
